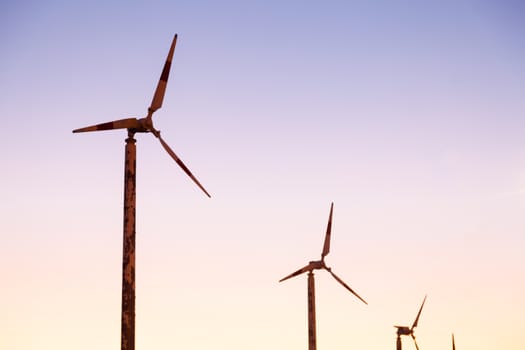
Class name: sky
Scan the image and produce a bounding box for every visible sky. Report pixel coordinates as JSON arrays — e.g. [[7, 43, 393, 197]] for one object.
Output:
[[1, 0, 524, 349]]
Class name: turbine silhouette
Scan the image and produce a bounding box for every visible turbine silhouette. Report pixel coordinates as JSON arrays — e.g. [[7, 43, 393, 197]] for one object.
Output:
[[279, 203, 367, 350], [394, 295, 427, 350], [73, 34, 210, 197], [73, 34, 210, 350]]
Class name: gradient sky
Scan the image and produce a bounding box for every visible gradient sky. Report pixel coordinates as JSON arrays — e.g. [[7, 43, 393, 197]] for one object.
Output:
[[1, 1, 524, 349]]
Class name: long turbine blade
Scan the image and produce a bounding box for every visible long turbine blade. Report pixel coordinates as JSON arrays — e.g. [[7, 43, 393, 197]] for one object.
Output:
[[411, 334, 420, 350], [321, 202, 334, 258], [411, 295, 427, 330], [155, 133, 211, 198], [452, 333, 455, 350], [73, 118, 140, 133], [326, 269, 367, 305], [149, 34, 177, 114], [279, 264, 313, 282]]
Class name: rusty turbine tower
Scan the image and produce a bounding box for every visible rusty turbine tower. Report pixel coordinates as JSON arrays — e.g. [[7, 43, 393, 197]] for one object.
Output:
[[73, 34, 210, 350], [279, 203, 367, 350]]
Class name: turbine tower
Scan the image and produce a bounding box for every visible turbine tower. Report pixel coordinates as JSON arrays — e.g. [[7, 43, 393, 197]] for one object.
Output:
[[452, 333, 456, 350], [73, 34, 210, 350], [279, 203, 367, 350], [394, 295, 427, 350]]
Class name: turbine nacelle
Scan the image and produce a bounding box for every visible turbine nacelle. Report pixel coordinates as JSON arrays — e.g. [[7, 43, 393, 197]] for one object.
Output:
[[135, 116, 155, 133], [395, 326, 412, 336], [308, 260, 326, 270]]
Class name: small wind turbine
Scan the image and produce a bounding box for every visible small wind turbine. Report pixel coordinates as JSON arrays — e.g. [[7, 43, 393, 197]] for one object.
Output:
[[279, 203, 367, 350], [394, 295, 427, 350], [73, 34, 210, 350]]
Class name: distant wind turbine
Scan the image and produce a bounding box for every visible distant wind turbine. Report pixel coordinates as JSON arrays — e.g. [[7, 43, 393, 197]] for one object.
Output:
[[73, 34, 210, 350], [394, 295, 427, 350], [279, 203, 367, 350]]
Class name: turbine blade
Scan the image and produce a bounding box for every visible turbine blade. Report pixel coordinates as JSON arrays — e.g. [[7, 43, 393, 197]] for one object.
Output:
[[149, 34, 177, 115], [327, 269, 367, 305], [321, 202, 334, 258], [411, 334, 420, 350], [279, 264, 313, 282], [452, 333, 455, 350], [411, 295, 427, 330], [155, 133, 211, 198], [73, 118, 140, 133]]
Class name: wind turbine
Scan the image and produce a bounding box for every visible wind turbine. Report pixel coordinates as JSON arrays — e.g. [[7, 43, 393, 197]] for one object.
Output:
[[279, 203, 367, 350], [73, 34, 210, 350], [394, 295, 427, 350]]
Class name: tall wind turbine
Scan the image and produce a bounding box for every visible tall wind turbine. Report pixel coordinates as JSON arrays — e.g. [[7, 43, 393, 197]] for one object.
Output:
[[279, 203, 367, 350], [73, 34, 210, 350], [394, 295, 427, 350]]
